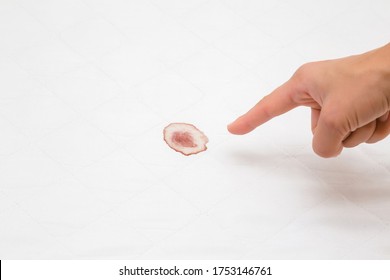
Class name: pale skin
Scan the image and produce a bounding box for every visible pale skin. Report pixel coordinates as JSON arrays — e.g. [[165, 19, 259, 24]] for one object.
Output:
[[228, 43, 390, 158]]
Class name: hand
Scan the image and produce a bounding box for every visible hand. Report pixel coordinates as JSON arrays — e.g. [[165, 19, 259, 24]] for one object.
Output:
[[228, 43, 390, 158]]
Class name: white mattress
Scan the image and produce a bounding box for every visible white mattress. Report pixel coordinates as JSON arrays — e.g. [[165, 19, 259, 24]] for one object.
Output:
[[0, 0, 389, 259]]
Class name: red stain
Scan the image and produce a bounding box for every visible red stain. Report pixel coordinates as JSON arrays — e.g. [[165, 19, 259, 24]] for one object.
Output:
[[163, 123, 208, 156]]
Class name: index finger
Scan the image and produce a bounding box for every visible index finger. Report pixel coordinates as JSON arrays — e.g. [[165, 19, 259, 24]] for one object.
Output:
[[227, 80, 298, 135]]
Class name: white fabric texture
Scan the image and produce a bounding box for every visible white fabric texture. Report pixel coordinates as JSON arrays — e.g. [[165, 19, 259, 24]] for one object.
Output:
[[0, 0, 389, 259]]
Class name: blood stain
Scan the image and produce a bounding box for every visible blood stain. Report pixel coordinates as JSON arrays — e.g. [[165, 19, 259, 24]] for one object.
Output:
[[163, 123, 208, 156]]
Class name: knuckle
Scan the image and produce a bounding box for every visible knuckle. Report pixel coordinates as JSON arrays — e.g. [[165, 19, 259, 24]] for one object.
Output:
[[260, 102, 273, 120], [293, 62, 315, 81], [321, 113, 344, 131], [367, 120, 390, 143], [291, 62, 321, 91]]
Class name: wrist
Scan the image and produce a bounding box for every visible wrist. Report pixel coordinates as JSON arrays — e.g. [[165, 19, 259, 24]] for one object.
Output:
[[366, 43, 390, 104], [381, 43, 390, 104]]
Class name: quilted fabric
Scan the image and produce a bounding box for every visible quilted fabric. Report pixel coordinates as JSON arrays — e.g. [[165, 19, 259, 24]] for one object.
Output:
[[0, 0, 389, 259]]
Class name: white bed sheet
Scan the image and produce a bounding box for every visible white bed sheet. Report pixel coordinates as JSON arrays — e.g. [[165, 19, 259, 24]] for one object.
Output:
[[0, 0, 389, 259]]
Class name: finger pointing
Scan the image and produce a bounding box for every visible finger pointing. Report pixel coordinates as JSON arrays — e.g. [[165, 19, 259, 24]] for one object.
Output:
[[228, 81, 298, 135]]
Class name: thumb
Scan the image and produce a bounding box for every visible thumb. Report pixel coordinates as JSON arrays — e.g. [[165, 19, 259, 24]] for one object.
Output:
[[312, 108, 347, 158]]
